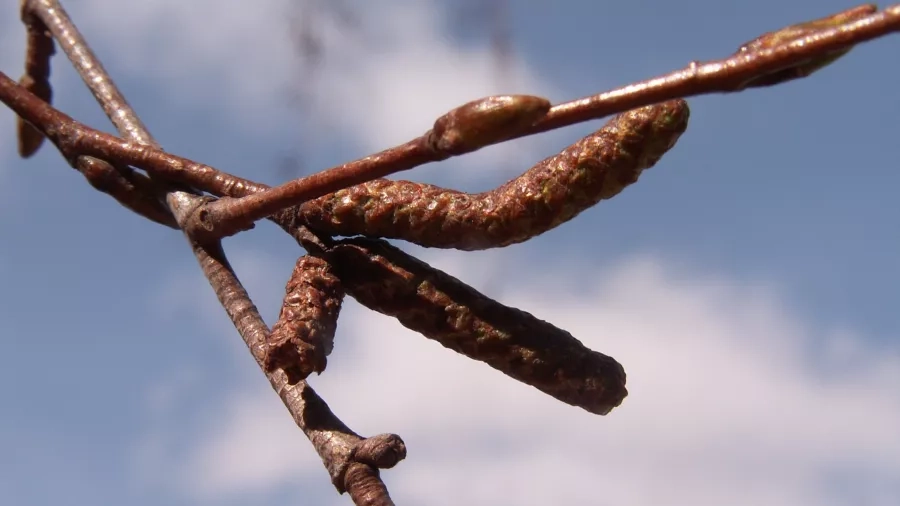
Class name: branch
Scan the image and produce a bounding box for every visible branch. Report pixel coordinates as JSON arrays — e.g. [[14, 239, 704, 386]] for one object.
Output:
[[527, 4, 900, 135], [180, 94, 553, 242], [20, 0, 185, 227], [5, 4, 896, 247], [156, 3, 900, 239], [25, 0, 159, 147], [76, 156, 178, 228], [15, 3, 406, 502], [3, 3, 898, 502]]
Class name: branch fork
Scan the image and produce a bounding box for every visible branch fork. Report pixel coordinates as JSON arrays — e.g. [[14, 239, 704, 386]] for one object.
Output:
[[3, 2, 898, 504]]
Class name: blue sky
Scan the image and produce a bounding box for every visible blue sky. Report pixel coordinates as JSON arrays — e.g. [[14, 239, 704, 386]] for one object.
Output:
[[1, 0, 898, 505]]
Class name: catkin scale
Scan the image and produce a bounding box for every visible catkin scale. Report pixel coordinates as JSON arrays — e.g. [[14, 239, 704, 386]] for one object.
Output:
[[299, 100, 689, 250]]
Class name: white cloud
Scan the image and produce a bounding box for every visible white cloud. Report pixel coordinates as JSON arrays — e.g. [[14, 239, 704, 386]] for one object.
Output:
[[304, 0, 557, 155], [61, 0, 557, 181], [48, 1, 895, 504], [136, 250, 900, 505], [176, 389, 310, 497], [73, 0, 296, 119]]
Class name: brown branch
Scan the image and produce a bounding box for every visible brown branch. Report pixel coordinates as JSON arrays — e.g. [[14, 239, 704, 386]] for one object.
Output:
[[527, 4, 900, 135], [297, 99, 689, 250], [15, 3, 406, 502], [21, 0, 203, 227], [76, 156, 178, 228], [186, 94, 553, 242], [25, 0, 159, 147], [19, 0, 186, 228], [4, 4, 899, 247], [3, 1, 897, 503], [0, 70, 248, 211], [164, 3, 900, 241], [11, 5, 403, 502]]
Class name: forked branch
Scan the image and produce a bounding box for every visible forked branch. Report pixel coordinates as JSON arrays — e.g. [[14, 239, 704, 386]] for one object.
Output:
[[2, 2, 898, 505]]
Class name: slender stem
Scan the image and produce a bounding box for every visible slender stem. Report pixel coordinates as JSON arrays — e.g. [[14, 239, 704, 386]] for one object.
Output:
[[23, 0, 190, 227], [26, 0, 157, 147], [5, 4, 899, 245], [527, 3, 900, 135], [181, 215, 403, 505], [144, 3, 900, 240], [15, 3, 406, 503]]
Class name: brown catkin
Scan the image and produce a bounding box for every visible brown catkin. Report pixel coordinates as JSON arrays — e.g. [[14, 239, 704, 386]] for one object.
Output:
[[17, 11, 55, 158], [328, 237, 628, 415], [298, 100, 689, 250], [264, 255, 344, 383]]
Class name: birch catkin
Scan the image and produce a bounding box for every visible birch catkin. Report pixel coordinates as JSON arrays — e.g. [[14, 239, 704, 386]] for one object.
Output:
[[264, 255, 344, 383], [328, 237, 628, 415], [17, 8, 54, 158], [299, 100, 689, 250]]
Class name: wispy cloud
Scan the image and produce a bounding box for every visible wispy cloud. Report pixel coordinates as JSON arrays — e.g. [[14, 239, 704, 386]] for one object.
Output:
[[64, 0, 557, 179], [10, 1, 892, 505], [136, 250, 900, 505]]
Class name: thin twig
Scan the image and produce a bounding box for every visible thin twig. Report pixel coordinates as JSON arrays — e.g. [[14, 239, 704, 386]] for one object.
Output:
[[3, 3, 898, 503], [22, 0, 186, 226], [25, 0, 158, 147], [76, 156, 178, 228], [19, 2, 407, 502], [5, 4, 896, 246], [185, 94, 553, 242], [179, 3, 900, 239], [527, 4, 900, 135]]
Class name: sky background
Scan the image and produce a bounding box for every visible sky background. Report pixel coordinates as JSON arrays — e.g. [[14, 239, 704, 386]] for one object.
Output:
[[1, 0, 899, 505]]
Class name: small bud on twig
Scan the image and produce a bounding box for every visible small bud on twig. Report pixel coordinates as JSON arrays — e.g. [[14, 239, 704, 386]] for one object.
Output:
[[429, 95, 551, 155]]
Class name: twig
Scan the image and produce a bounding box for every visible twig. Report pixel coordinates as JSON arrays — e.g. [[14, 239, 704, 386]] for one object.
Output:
[[19, 0, 184, 227], [5, 5, 895, 246], [184, 94, 553, 242], [0, 71, 257, 198], [17, 2, 407, 503], [76, 156, 178, 228], [25, 0, 158, 147], [172, 3, 900, 240], [527, 4, 900, 135], [3, 3, 899, 503]]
